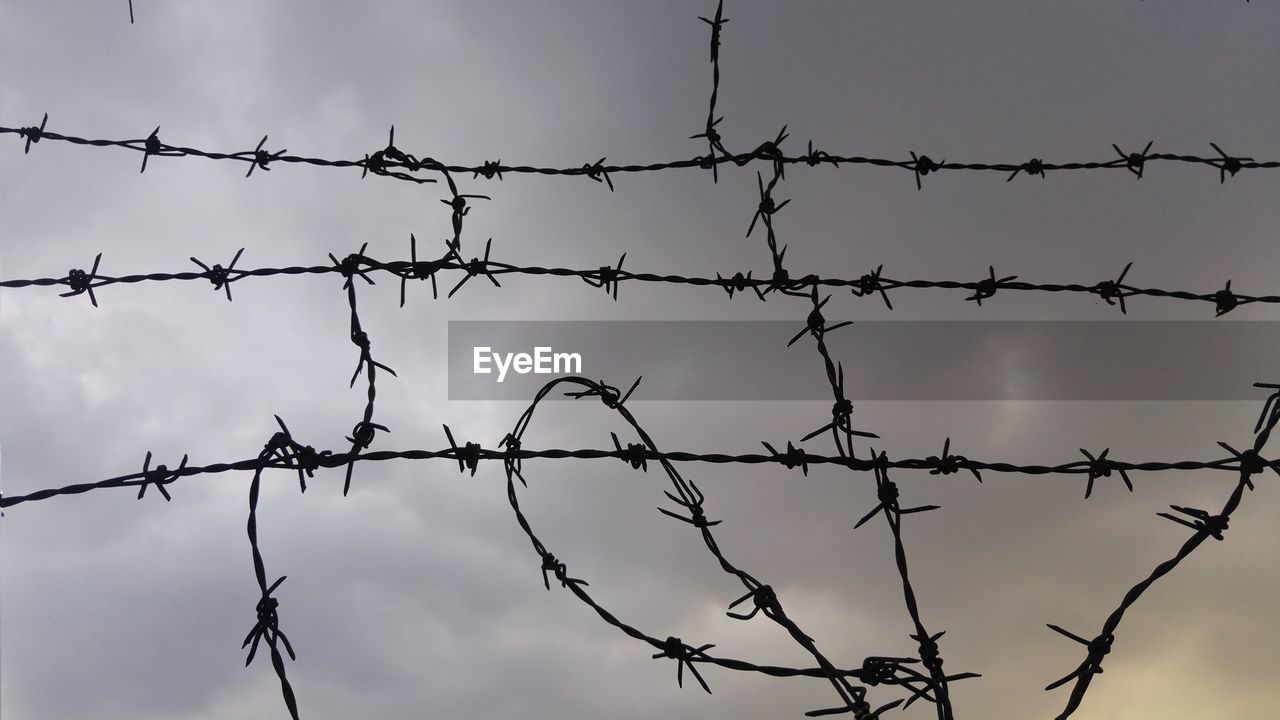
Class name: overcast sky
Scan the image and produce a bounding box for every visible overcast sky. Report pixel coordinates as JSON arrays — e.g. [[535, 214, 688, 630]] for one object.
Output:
[[3, 1, 1279, 719]]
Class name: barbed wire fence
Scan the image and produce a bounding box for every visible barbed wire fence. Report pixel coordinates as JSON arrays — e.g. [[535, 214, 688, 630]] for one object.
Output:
[[2, 2, 1277, 718]]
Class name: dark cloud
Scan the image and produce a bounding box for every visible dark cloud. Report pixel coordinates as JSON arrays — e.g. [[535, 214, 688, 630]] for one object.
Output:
[[3, 1, 1279, 719]]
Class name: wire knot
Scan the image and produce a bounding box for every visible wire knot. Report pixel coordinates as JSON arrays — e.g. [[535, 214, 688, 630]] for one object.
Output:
[[1045, 624, 1111, 691], [347, 420, 387, 451], [763, 440, 809, 475], [1113, 141, 1154, 178], [442, 425, 480, 476], [338, 253, 363, 279], [328, 243, 375, 290], [1237, 447, 1265, 475], [1209, 142, 1251, 183], [245, 135, 285, 178], [565, 377, 642, 409], [540, 553, 563, 590], [293, 445, 325, 491], [726, 584, 782, 621], [652, 636, 714, 693], [756, 141, 783, 163], [459, 442, 482, 474], [1086, 634, 1113, 660], [832, 397, 853, 425], [788, 291, 851, 347], [716, 270, 754, 298], [806, 305, 826, 333], [363, 150, 388, 178], [1158, 504, 1230, 540], [539, 552, 587, 591], [208, 263, 231, 288], [138, 450, 187, 501], [658, 480, 721, 528], [747, 170, 791, 238], [917, 636, 943, 671], [860, 657, 898, 687], [1201, 512, 1230, 540], [264, 431, 292, 457], [621, 443, 647, 470], [140, 126, 166, 173], [499, 433, 524, 485], [474, 159, 504, 180], [67, 268, 92, 294], [1079, 447, 1132, 498], [856, 449, 941, 528], [1213, 280, 1238, 316], [854, 271, 881, 298], [59, 253, 105, 307], [243, 576, 295, 667], [927, 437, 982, 482], [850, 265, 893, 310], [412, 258, 444, 280], [1008, 158, 1045, 181], [446, 239, 501, 298], [583, 157, 614, 191], [584, 253, 626, 300], [966, 266, 1017, 306], [19, 113, 48, 154], [805, 140, 832, 167], [1215, 441, 1266, 491], [909, 151, 943, 190], [877, 478, 900, 505]]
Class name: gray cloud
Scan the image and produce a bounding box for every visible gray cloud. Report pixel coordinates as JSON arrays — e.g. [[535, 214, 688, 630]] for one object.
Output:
[[3, 1, 1279, 719]]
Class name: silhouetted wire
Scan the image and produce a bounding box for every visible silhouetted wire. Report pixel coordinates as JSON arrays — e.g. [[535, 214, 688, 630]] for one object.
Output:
[[5, 251, 1277, 318], [4, 2, 1278, 718], [3, 121, 1277, 190], [5, 440, 1274, 511], [745, 140, 963, 717]]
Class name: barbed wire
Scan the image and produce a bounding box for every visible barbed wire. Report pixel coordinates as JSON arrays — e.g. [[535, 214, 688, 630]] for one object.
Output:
[[5, 1, 1278, 718], [3, 378, 1275, 718], [9, 434, 1276, 511], [6, 248, 1280, 317], [3, 120, 1277, 192]]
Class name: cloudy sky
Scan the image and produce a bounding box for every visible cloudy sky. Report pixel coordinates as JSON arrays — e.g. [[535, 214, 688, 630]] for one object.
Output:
[[2, 1, 1279, 718]]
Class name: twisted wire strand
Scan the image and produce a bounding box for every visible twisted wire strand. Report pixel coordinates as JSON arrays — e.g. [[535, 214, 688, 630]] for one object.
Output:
[[5, 250, 1277, 318], [3, 122, 1276, 191], [6, 442, 1273, 511]]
